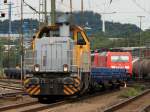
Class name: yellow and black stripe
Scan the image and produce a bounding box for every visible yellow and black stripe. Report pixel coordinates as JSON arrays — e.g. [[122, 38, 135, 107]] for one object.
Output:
[[74, 77, 80, 87], [24, 78, 30, 86], [25, 85, 41, 95], [24, 78, 40, 95], [63, 85, 79, 95], [63, 77, 81, 95]]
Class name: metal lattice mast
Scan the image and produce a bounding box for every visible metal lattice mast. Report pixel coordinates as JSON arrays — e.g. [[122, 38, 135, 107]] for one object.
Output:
[[39, 0, 48, 27], [21, 0, 24, 86], [8, 0, 12, 35], [39, 0, 44, 27]]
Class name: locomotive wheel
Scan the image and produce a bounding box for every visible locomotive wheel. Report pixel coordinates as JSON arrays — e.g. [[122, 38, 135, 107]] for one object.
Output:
[[38, 96, 55, 103], [109, 82, 115, 90], [115, 83, 121, 89], [38, 97, 48, 103], [38, 96, 63, 103], [111, 83, 115, 90], [101, 83, 106, 91], [114, 80, 121, 89]]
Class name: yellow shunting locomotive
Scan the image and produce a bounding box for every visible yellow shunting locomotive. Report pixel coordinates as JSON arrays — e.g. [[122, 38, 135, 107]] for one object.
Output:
[[24, 20, 91, 102]]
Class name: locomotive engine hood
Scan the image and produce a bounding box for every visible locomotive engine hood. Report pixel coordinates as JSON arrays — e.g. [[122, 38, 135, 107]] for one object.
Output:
[[34, 36, 74, 73]]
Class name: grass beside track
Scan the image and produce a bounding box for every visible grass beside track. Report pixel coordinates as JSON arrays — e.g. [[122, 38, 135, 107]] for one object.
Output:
[[119, 84, 146, 98], [104, 89, 150, 112]]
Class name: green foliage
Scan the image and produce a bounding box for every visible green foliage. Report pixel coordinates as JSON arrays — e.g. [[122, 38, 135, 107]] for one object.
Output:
[[90, 32, 132, 49], [72, 11, 102, 30], [0, 67, 5, 78], [0, 38, 20, 68], [105, 22, 140, 37], [91, 27, 150, 49], [119, 84, 145, 98], [131, 84, 146, 91], [0, 19, 39, 34], [120, 88, 139, 98], [91, 33, 112, 49]]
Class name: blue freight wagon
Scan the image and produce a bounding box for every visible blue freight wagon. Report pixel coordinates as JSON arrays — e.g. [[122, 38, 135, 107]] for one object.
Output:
[[91, 67, 127, 84]]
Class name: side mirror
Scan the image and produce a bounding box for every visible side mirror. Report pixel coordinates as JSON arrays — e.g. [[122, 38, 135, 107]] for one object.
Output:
[[77, 39, 86, 45]]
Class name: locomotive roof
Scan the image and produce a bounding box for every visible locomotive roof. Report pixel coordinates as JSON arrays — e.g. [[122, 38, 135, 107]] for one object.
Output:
[[107, 51, 131, 55], [35, 25, 84, 39]]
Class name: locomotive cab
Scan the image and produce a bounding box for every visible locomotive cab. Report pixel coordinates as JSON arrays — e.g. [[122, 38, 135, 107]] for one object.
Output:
[[24, 23, 91, 101]]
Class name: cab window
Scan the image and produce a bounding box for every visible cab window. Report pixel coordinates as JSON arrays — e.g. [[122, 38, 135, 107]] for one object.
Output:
[[111, 56, 129, 62], [77, 32, 86, 45]]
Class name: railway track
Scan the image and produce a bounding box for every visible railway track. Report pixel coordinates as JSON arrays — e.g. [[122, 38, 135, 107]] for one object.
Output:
[[0, 79, 23, 91], [0, 89, 121, 112], [0, 79, 25, 99], [0, 91, 25, 98], [0, 99, 66, 112], [140, 105, 150, 112], [0, 83, 23, 91], [104, 89, 150, 112], [0, 101, 39, 112], [0, 79, 21, 84]]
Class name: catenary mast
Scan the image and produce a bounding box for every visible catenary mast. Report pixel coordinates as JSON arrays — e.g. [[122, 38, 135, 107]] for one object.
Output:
[[51, 0, 56, 25]]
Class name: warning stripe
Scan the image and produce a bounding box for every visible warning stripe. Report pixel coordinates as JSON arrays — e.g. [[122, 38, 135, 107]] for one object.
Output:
[[64, 86, 72, 95], [77, 86, 80, 91], [29, 85, 40, 95], [64, 89, 70, 95], [26, 86, 36, 93], [74, 77, 81, 87], [74, 78, 80, 84], [69, 85, 78, 92], [34, 89, 41, 95], [24, 79, 30, 85], [64, 85, 74, 95]]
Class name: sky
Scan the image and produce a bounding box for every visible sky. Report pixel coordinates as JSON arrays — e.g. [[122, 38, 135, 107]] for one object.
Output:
[[1, 0, 150, 30]]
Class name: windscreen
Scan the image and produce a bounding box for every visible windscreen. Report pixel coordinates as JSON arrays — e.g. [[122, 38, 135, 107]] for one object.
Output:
[[111, 56, 129, 62]]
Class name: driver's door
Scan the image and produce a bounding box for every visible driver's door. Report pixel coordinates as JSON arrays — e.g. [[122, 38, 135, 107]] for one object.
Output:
[[73, 30, 91, 73]]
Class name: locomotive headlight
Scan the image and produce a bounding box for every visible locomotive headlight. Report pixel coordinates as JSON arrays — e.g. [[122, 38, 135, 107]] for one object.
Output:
[[111, 66, 116, 68], [125, 66, 130, 69], [63, 64, 68, 72], [34, 64, 40, 72]]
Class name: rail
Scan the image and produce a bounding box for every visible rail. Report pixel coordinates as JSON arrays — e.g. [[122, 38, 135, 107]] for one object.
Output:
[[0, 91, 25, 99], [140, 105, 150, 112], [0, 101, 38, 111], [0, 89, 121, 112], [104, 89, 150, 112], [0, 99, 66, 112], [0, 83, 23, 91], [0, 79, 21, 84]]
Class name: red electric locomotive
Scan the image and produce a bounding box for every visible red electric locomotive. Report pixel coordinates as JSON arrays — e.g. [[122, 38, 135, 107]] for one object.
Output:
[[92, 51, 132, 77]]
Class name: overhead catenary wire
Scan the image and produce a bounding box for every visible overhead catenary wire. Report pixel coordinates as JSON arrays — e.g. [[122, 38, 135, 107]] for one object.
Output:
[[131, 0, 150, 15], [23, 0, 39, 14], [56, 0, 75, 11]]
